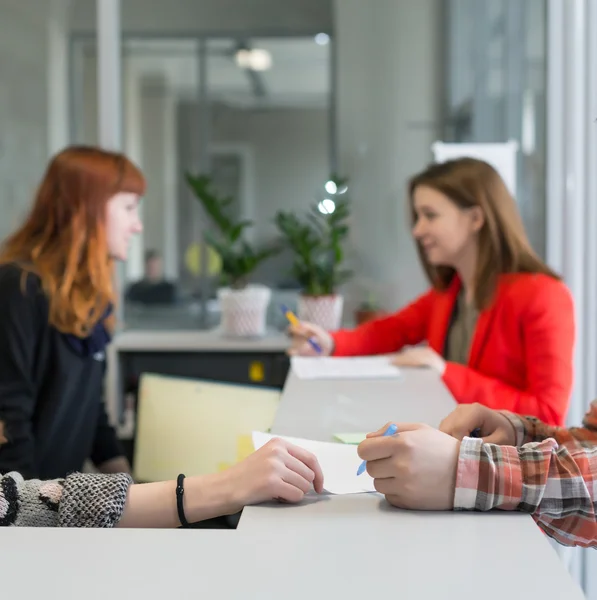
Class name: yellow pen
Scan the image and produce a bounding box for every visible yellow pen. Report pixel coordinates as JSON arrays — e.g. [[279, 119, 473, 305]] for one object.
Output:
[[281, 304, 322, 353]]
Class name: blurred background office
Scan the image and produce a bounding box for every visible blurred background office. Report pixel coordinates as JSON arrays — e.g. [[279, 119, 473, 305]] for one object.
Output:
[[0, 0, 550, 333], [0, 0, 596, 593]]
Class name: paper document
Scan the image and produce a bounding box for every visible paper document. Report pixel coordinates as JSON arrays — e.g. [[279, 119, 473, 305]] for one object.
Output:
[[252, 432, 376, 495], [333, 432, 367, 445], [291, 356, 401, 380]]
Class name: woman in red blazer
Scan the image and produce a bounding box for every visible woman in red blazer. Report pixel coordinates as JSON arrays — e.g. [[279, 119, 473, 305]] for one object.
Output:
[[290, 158, 574, 426]]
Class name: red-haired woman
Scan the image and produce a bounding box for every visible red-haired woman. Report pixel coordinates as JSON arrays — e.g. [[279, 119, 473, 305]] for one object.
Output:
[[0, 146, 329, 528], [0, 146, 143, 479]]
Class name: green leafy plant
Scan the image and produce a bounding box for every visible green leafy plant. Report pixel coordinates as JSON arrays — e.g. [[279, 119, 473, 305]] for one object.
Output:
[[275, 188, 352, 296], [185, 173, 280, 289]]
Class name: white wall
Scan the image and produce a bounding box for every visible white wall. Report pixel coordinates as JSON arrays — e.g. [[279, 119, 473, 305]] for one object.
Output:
[[335, 0, 442, 312], [174, 102, 328, 286], [212, 106, 329, 242], [70, 0, 332, 34], [0, 0, 71, 240]]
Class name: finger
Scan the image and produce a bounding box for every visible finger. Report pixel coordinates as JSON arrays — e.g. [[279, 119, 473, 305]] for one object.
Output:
[[285, 443, 324, 493], [483, 431, 509, 445], [439, 410, 472, 439], [357, 437, 395, 461], [281, 467, 312, 495], [390, 354, 411, 366], [366, 422, 395, 438], [288, 324, 307, 337], [439, 408, 485, 440], [373, 476, 397, 496], [391, 356, 422, 368], [384, 493, 405, 509], [283, 452, 316, 485], [273, 480, 306, 504], [365, 457, 396, 479], [287, 337, 317, 356], [287, 343, 316, 357], [288, 323, 319, 338], [386, 422, 427, 433]]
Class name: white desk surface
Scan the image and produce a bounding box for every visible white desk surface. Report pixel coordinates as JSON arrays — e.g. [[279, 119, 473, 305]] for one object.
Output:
[[3, 368, 584, 600]]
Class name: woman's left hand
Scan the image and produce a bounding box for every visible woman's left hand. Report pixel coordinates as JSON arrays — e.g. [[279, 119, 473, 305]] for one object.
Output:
[[357, 423, 460, 510], [390, 347, 446, 374]]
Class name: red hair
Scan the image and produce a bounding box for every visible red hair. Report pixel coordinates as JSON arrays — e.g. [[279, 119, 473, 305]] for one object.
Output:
[[0, 146, 146, 337]]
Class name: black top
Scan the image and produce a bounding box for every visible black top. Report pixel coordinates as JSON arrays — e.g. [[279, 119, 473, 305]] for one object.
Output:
[[0, 264, 123, 479]]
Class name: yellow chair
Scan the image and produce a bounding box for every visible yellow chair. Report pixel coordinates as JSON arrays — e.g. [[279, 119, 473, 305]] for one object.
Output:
[[133, 373, 280, 482]]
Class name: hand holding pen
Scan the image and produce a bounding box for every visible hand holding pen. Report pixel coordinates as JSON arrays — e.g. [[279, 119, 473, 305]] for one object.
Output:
[[357, 424, 398, 475], [282, 305, 334, 356]]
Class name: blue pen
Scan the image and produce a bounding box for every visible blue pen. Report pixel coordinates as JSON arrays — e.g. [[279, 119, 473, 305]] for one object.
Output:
[[281, 304, 322, 354], [356, 423, 398, 476]]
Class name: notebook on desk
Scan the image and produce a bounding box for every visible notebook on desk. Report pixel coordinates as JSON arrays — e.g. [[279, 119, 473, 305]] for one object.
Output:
[[291, 356, 401, 380], [133, 373, 280, 482]]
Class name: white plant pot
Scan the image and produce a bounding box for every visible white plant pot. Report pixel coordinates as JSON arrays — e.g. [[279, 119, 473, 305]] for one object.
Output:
[[297, 294, 344, 331], [218, 284, 272, 337]]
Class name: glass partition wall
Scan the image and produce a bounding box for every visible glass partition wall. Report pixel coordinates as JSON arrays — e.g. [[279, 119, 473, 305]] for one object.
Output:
[[442, 0, 547, 255], [71, 32, 333, 331]]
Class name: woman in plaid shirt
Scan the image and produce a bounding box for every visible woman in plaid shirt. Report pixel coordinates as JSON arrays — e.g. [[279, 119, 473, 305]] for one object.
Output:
[[358, 402, 597, 548]]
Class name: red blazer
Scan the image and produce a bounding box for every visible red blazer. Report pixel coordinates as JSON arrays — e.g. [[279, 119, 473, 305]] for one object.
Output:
[[332, 274, 575, 426]]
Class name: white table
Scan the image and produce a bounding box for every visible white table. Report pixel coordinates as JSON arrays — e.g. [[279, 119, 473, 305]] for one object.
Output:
[[3, 368, 584, 599]]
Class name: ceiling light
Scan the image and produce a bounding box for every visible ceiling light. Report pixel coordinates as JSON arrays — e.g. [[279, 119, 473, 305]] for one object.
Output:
[[318, 198, 336, 214], [235, 48, 272, 71], [324, 180, 337, 194], [314, 33, 330, 46]]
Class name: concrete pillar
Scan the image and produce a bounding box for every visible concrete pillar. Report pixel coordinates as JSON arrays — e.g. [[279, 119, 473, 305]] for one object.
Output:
[[123, 56, 144, 281], [46, 0, 71, 156], [96, 0, 121, 150], [139, 75, 179, 280]]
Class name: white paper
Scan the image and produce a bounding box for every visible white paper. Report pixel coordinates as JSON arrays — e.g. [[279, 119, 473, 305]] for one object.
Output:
[[432, 140, 518, 196], [291, 356, 401, 380], [252, 431, 376, 495]]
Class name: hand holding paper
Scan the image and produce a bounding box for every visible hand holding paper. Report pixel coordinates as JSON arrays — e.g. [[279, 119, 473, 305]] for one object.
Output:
[[221, 437, 324, 511], [253, 432, 376, 495]]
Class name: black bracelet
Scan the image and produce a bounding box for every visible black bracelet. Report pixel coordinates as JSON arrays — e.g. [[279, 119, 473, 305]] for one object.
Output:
[[176, 474, 190, 528]]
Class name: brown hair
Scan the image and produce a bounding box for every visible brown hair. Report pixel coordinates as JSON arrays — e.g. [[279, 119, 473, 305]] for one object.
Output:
[[0, 145, 146, 337], [408, 157, 559, 309]]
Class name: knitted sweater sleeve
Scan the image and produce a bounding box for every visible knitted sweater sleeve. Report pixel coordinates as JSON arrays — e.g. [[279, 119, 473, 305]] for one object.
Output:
[[0, 472, 133, 527]]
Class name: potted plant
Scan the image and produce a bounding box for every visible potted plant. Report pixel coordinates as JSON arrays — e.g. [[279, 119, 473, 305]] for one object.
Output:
[[186, 173, 280, 337], [354, 292, 387, 325], [275, 189, 352, 330]]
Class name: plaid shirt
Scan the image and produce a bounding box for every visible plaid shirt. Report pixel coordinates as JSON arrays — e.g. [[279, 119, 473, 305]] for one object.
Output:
[[454, 401, 597, 548]]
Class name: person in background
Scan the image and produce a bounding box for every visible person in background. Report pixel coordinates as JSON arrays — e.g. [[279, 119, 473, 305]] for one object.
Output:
[[0, 146, 142, 479], [290, 158, 574, 426], [357, 401, 597, 548], [126, 249, 177, 305], [0, 437, 323, 527]]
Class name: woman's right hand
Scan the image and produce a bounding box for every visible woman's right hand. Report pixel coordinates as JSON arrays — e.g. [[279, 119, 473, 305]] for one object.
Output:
[[439, 403, 517, 445], [287, 322, 334, 356], [223, 438, 324, 511]]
